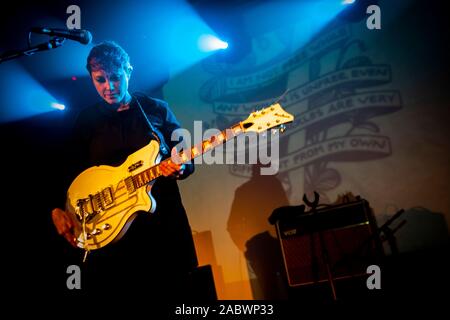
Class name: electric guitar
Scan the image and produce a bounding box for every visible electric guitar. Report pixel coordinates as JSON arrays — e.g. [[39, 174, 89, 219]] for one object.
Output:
[[67, 103, 294, 251]]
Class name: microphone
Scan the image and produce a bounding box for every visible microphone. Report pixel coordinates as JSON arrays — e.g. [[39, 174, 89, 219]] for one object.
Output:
[[31, 27, 92, 45]]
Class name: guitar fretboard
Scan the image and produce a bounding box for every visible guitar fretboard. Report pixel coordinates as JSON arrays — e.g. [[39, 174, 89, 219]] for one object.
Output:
[[129, 123, 244, 190]]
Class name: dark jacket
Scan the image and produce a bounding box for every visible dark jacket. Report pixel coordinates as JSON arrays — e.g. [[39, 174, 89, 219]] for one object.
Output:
[[64, 93, 198, 297]]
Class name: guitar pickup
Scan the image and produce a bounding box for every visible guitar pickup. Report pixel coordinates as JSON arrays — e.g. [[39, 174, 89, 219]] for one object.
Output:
[[100, 187, 114, 207], [124, 176, 136, 193]]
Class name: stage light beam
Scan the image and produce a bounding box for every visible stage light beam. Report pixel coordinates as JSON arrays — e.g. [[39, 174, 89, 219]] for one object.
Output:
[[51, 102, 66, 111], [198, 35, 229, 52]]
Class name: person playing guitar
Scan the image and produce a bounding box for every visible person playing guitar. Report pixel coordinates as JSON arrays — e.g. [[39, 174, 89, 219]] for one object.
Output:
[[51, 41, 198, 298], [51, 40, 293, 299]]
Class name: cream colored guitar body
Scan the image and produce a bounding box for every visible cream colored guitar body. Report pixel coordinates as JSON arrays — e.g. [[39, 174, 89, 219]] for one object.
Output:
[[66, 140, 160, 250]]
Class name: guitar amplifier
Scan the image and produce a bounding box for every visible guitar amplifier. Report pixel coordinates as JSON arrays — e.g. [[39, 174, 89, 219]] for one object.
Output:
[[276, 199, 383, 287]]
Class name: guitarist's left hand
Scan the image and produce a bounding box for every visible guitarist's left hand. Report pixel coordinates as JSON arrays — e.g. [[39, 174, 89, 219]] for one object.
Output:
[[160, 160, 185, 179]]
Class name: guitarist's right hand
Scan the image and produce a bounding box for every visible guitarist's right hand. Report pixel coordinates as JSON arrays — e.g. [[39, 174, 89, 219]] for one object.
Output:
[[51, 208, 78, 248]]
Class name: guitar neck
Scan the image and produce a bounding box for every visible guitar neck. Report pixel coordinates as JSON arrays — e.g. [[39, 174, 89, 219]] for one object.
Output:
[[131, 122, 245, 189], [130, 102, 294, 189]]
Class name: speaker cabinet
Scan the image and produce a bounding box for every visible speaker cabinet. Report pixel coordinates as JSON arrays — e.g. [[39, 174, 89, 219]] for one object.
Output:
[[276, 200, 383, 287]]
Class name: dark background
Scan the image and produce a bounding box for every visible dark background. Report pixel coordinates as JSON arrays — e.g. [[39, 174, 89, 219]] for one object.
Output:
[[1, 0, 448, 309]]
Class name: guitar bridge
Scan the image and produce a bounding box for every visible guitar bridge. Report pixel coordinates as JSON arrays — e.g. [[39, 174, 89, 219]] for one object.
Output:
[[76, 186, 115, 222], [76, 198, 96, 222]]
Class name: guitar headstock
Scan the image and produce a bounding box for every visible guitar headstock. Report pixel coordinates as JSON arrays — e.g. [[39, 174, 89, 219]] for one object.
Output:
[[241, 103, 294, 133]]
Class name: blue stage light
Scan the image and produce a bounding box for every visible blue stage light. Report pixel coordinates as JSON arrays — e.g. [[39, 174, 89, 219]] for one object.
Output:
[[198, 34, 229, 52], [51, 102, 66, 111]]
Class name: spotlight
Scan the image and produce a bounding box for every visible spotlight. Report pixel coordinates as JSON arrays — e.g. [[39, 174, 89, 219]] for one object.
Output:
[[51, 102, 65, 110], [342, 0, 356, 4], [198, 34, 228, 52]]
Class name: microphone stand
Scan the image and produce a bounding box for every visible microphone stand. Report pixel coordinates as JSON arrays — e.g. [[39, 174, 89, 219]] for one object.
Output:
[[0, 37, 65, 64], [303, 191, 338, 302]]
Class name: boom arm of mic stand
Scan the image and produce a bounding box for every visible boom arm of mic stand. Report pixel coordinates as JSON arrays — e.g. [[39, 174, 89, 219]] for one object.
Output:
[[0, 37, 65, 64]]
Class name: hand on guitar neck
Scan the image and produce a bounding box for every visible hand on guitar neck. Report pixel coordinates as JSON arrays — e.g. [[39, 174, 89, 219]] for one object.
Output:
[[159, 159, 185, 179]]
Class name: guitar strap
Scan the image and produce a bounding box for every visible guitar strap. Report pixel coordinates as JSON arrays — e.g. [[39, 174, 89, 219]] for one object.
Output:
[[134, 95, 169, 157]]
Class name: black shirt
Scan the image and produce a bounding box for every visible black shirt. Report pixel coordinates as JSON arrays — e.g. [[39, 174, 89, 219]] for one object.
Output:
[[67, 93, 197, 296]]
